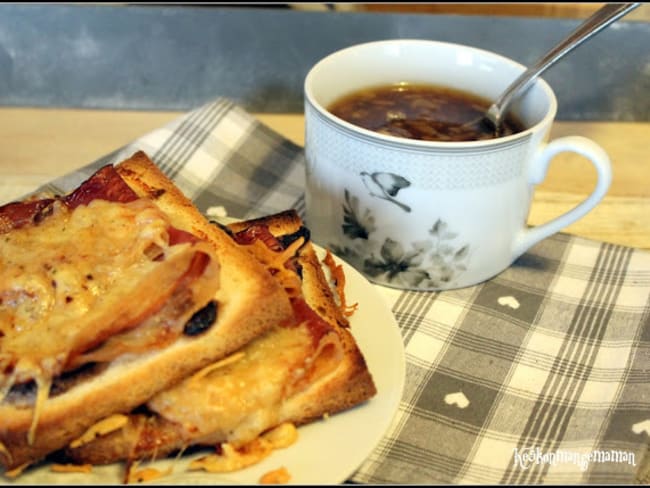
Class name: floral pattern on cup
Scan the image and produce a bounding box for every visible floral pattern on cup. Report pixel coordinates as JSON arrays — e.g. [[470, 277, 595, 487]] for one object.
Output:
[[329, 189, 471, 289]]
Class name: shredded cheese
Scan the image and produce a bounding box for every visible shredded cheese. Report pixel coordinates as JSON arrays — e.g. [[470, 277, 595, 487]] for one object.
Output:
[[260, 466, 291, 484], [50, 463, 93, 474], [69, 414, 129, 448], [189, 351, 246, 385], [125, 460, 173, 484], [245, 237, 304, 297], [27, 373, 52, 446], [1, 197, 220, 447], [188, 423, 298, 474], [323, 250, 358, 318], [3, 462, 29, 479], [189, 440, 272, 474], [260, 422, 298, 449], [147, 325, 311, 445], [0, 199, 175, 382]]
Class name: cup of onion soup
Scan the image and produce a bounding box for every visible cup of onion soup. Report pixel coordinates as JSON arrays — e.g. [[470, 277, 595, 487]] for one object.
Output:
[[303, 39, 611, 291]]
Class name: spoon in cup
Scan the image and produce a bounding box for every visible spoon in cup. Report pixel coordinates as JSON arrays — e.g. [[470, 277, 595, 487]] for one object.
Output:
[[474, 2, 641, 137]]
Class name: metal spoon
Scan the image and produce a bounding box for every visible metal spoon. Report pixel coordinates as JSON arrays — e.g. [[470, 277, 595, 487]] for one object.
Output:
[[478, 2, 641, 136]]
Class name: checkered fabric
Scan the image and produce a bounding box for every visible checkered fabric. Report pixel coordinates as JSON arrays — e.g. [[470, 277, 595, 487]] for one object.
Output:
[[34, 98, 650, 484]]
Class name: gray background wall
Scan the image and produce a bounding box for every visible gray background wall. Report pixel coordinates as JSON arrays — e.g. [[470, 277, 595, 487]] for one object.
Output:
[[0, 4, 648, 121]]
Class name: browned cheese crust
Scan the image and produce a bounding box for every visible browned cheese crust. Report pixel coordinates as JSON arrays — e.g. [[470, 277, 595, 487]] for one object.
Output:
[[0, 152, 292, 472], [114, 152, 293, 373], [231, 210, 377, 424], [64, 210, 377, 468]]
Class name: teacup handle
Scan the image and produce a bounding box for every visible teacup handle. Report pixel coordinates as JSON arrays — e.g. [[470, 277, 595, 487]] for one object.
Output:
[[512, 135, 612, 259]]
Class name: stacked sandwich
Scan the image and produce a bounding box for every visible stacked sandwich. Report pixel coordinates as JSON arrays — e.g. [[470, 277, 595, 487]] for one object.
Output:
[[0, 151, 376, 483]]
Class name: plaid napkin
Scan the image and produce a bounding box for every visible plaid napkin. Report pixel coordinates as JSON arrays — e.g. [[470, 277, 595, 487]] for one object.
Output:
[[30, 98, 650, 485]]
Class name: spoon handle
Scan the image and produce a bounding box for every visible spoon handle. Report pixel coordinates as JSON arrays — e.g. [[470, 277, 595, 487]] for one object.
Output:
[[488, 2, 641, 126]]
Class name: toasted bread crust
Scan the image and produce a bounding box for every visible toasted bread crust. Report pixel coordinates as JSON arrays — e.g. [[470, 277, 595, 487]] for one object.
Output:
[[232, 210, 377, 423], [0, 152, 292, 472], [65, 209, 376, 467]]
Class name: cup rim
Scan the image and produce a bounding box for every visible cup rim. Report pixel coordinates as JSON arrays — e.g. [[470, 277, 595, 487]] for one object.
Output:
[[304, 38, 558, 148]]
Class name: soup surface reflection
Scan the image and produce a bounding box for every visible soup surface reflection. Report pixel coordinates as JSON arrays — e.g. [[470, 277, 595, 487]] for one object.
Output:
[[327, 83, 526, 142]]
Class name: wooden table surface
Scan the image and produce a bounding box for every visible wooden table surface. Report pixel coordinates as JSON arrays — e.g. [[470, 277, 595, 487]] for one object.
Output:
[[0, 107, 648, 252]]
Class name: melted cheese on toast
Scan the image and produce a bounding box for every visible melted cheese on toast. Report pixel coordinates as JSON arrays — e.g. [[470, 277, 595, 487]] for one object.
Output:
[[0, 196, 220, 444]]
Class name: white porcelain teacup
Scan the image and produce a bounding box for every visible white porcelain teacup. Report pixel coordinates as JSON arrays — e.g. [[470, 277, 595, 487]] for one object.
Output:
[[303, 39, 611, 291]]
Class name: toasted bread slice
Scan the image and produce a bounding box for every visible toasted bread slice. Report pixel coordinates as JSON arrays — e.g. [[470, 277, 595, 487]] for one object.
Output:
[[63, 210, 376, 469], [0, 152, 291, 473], [225, 210, 377, 425]]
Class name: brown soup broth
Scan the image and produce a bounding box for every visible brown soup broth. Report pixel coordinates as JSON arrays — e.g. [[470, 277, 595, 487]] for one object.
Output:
[[327, 83, 526, 142]]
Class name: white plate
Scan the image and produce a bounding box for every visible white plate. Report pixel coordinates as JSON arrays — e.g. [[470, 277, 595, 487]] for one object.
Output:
[[5, 249, 406, 485]]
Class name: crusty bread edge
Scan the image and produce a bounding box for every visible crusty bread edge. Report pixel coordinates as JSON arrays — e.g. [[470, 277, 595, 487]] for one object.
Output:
[[228, 209, 377, 425], [0, 152, 293, 471], [61, 209, 378, 468]]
